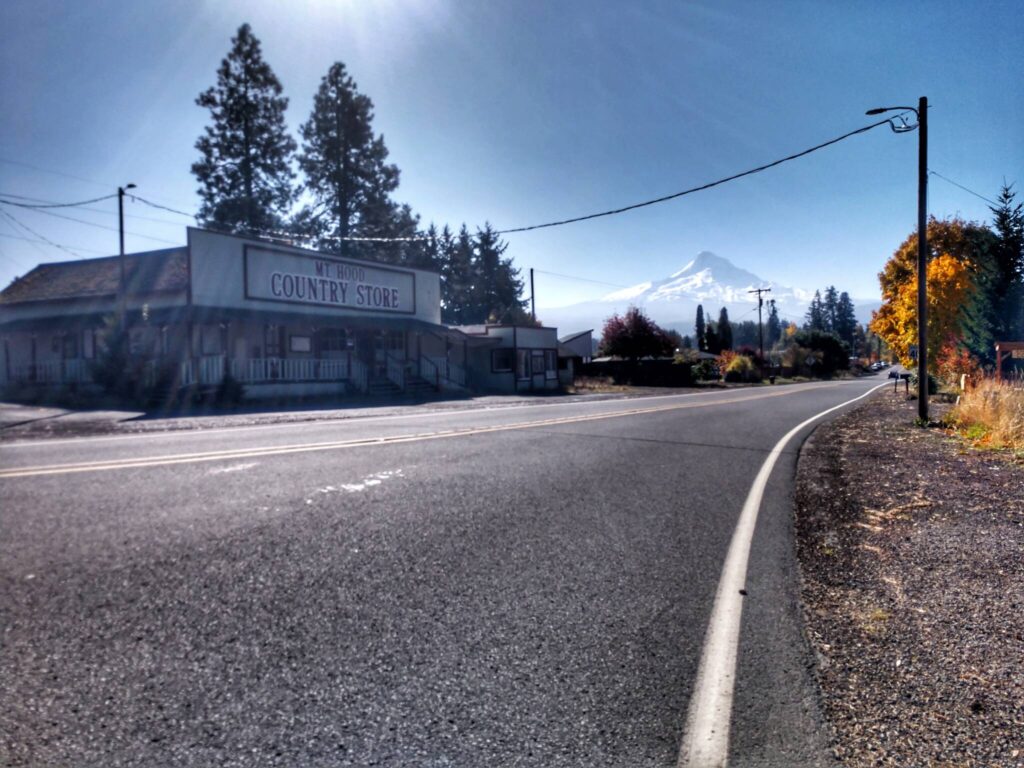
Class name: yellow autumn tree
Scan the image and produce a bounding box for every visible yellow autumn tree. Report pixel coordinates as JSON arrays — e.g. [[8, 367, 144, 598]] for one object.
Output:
[[870, 217, 996, 371], [870, 253, 974, 369]]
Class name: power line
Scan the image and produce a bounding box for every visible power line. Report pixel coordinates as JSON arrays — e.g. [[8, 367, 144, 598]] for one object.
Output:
[[0, 193, 117, 209], [0, 192, 186, 227], [127, 195, 432, 244], [928, 170, 999, 206], [0, 209, 83, 258], [0, 231, 108, 254], [494, 116, 905, 235], [2, 115, 906, 248], [128, 194, 196, 219], [532, 269, 632, 289], [0, 201, 181, 246]]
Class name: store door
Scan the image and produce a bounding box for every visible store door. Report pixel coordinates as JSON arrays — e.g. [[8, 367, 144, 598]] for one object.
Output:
[[531, 351, 545, 390]]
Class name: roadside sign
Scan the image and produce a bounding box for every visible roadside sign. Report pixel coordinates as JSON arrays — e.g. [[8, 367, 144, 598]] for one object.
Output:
[[805, 355, 816, 366]]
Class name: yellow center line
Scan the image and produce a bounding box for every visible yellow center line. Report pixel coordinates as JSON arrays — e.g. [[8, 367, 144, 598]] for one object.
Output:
[[0, 385, 836, 478]]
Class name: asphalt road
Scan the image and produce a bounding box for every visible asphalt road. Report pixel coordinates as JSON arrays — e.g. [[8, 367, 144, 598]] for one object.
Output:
[[1, 378, 883, 767]]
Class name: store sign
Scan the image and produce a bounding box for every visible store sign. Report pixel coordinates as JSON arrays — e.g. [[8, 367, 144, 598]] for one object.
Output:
[[244, 246, 415, 314]]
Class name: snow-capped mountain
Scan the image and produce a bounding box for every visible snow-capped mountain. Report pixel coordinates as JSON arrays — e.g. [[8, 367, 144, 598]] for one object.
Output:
[[540, 251, 879, 338]]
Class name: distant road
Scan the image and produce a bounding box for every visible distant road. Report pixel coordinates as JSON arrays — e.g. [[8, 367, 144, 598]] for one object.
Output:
[[1, 376, 883, 767]]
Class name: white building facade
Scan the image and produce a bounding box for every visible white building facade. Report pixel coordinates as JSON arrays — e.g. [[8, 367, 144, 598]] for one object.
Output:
[[0, 228, 488, 399]]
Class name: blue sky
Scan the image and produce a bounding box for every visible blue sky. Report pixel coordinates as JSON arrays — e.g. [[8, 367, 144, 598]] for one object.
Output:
[[1, 0, 1021, 310]]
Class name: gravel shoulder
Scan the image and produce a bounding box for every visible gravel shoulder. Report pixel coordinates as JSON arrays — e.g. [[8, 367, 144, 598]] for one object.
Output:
[[795, 391, 1024, 766]]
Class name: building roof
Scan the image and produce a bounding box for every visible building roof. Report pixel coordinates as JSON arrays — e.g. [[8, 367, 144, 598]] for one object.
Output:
[[558, 329, 593, 343], [0, 247, 188, 305]]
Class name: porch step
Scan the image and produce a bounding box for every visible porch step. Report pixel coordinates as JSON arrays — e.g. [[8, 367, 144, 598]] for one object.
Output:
[[404, 375, 438, 395], [365, 375, 438, 397], [367, 377, 403, 397]]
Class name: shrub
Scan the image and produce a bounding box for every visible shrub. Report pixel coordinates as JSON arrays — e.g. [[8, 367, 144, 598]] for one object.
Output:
[[693, 360, 719, 381], [909, 372, 939, 395], [935, 340, 980, 388], [723, 354, 761, 383], [789, 330, 849, 377]]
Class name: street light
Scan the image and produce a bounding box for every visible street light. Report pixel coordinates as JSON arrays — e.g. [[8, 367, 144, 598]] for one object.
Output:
[[866, 98, 928, 421], [117, 184, 136, 331]]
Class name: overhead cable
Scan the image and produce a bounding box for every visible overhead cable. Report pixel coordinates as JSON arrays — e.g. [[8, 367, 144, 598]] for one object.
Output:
[[128, 194, 197, 219], [532, 269, 632, 289], [0, 193, 117, 209], [0, 201, 181, 246], [928, 170, 999, 206], [0, 209, 83, 258], [0, 231, 107, 255], [494, 116, 905, 235], [0, 192, 186, 226]]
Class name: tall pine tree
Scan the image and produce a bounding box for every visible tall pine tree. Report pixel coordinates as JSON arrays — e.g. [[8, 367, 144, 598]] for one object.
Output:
[[766, 299, 782, 348], [296, 62, 415, 261], [835, 292, 858, 349], [441, 226, 476, 325], [989, 183, 1024, 339], [718, 307, 733, 351], [822, 286, 840, 333], [804, 290, 826, 332], [695, 305, 707, 351], [192, 24, 296, 236], [473, 224, 527, 324]]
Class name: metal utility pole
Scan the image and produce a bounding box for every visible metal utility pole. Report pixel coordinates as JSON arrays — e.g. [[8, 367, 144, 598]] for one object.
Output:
[[866, 98, 929, 421], [117, 184, 136, 332], [530, 267, 536, 322], [748, 286, 772, 363], [916, 96, 928, 421]]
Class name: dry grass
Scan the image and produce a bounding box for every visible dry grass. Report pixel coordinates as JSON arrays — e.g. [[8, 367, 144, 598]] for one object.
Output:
[[952, 378, 1024, 449], [568, 376, 632, 393]]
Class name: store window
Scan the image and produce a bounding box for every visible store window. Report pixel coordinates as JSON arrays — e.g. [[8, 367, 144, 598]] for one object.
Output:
[[545, 350, 557, 379], [316, 328, 348, 354], [61, 334, 78, 360], [492, 348, 514, 372], [290, 335, 312, 353], [516, 349, 530, 379], [201, 325, 222, 355]]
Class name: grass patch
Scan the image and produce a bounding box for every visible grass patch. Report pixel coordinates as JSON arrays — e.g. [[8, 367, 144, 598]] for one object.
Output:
[[949, 379, 1024, 449]]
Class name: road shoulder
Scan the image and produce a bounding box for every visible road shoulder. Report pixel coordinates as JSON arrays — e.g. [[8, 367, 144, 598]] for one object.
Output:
[[794, 391, 1024, 766]]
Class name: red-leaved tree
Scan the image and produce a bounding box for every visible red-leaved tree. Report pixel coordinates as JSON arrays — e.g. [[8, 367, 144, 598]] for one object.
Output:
[[599, 306, 675, 361]]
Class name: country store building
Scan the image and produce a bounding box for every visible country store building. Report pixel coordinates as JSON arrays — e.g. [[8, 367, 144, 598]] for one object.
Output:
[[0, 228, 568, 400]]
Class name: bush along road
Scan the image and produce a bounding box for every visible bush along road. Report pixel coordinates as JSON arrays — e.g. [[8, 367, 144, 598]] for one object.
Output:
[[795, 390, 1024, 766]]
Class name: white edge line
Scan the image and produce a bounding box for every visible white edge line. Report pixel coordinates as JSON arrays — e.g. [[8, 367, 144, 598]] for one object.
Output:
[[677, 380, 888, 768]]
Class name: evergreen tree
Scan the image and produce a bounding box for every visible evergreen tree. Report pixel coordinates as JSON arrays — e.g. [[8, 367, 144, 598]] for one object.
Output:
[[404, 222, 442, 272], [989, 183, 1024, 339], [705, 321, 721, 355], [473, 224, 527, 324], [804, 290, 826, 332], [766, 299, 782, 347], [822, 286, 840, 333], [835, 292, 858, 349], [695, 305, 707, 351], [718, 307, 733, 351], [732, 321, 760, 348], [440, 225, 475, 325], [296, 61, 415, 261], [192, 24, 296, 236]]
